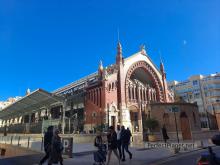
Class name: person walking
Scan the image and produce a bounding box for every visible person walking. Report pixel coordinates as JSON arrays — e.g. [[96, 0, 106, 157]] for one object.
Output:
[[106, 126, 120, 165], [48, 129, 64, 165], [39, 126, 54, 165], [121, 126, 132, 162], [116, 125, 122, 159], [162, 124, 169, 143]]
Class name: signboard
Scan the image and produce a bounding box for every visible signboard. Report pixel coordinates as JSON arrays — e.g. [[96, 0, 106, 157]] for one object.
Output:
[[168, 107, 180, 113], [62, 137, 73, 158]]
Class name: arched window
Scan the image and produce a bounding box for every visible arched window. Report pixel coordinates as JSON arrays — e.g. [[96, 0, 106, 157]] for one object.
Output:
[[128, 87, 131, 99], [132, 86, 135, 100], [108, 83, 111, 91], [112, 82, 114, 90], [99, 88, 102, 107]]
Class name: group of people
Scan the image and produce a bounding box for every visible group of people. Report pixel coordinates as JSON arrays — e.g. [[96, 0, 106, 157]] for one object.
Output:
[[94, 125, 133, 165], [39, 126, 64, 165]]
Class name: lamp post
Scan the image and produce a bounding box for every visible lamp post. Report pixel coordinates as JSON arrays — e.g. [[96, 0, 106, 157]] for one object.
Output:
[[107, 103, 110, 129], [62, 98, 67, 134], [212, 100, 220, 129], [170, 107, 180, 143]]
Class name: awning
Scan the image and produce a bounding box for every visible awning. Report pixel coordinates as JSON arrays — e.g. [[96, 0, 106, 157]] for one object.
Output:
[[0, 89, 64, 120]]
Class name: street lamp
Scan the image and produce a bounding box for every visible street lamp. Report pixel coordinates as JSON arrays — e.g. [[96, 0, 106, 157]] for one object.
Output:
[[107, 103, 110, 129], [169, 106, 180, 143]]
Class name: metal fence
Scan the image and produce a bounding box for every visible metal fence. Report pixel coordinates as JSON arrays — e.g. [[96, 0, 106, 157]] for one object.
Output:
[[0, 135, 43, 151]]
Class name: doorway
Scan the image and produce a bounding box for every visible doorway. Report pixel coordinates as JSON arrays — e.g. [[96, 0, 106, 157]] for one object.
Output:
[[180, 112, 192, 140], [111, 116, 116, 129]]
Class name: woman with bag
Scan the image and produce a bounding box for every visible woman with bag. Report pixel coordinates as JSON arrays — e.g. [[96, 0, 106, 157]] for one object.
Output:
[[93, 131, 107, 165], [48, 129, 64, 165]]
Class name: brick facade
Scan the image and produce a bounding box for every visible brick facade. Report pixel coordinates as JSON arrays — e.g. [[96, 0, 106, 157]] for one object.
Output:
[[83, 43, 176, 132]]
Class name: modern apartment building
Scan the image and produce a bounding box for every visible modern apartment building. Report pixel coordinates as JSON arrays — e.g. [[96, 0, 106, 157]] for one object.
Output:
[[168, 73, 220, 129]]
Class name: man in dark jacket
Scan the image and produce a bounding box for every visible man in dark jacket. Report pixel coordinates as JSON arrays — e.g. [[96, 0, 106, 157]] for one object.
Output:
[[106, 126, 120, 165], [162, 125, 169, 143], [116, 125, 122, 159], [121, 126, 132, 162], [39, 126, 54, 165]]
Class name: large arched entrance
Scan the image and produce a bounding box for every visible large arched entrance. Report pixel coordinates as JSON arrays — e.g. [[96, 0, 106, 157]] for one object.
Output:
[[180, 112, 192, 140], [124, 61, 164, 134], [125, 61, 164, 105]]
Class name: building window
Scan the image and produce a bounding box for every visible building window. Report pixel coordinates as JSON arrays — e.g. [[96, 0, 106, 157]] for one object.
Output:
[[128, 88, 131, 99], [108, 84, 111, 91], [112, 82, 114, 90], [193, 80, 198, 86], [194, 93, 200, 99]]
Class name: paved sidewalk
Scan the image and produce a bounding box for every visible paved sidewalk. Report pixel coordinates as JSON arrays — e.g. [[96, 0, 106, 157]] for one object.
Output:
[[0, 139, 214, 165], [54, 139, 213, 165], [55, 148, 172, 165]]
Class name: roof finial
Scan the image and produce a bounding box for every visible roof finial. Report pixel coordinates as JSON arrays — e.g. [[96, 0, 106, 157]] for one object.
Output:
[[159, 51, 165, 74], [116, 28, 123, 64], [26, 88, 31, 95], [117, 28, 122, 55], [99, 60, 103, 71], [140, 44, 146, 54]]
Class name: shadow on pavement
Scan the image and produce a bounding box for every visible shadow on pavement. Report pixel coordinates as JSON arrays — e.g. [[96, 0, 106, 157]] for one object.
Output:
[[0, 153, 43, 165]]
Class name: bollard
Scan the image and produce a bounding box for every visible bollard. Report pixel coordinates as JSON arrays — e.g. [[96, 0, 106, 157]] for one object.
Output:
[[10, 136, 13, 144], [27, 137, 30, 148], [18, 136, 20, 146], [41, 137, 44, 151]]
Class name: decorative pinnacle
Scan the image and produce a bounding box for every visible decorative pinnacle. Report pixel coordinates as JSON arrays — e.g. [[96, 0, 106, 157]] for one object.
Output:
[[117, 41, 122, 56], [140, 44, 146, 54], [159, 51, 165, 73], [99, 60, 103, 71]]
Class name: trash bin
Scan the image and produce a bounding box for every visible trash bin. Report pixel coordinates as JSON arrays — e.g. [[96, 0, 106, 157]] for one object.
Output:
[[1, 148, 6, 156]]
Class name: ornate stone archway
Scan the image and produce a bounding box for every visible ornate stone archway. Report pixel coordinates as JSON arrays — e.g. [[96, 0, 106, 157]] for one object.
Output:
[[125, 61, 164, 105]]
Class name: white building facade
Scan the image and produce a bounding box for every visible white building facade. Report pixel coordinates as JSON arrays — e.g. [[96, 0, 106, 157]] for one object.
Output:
[[168, 73, 220, 129]]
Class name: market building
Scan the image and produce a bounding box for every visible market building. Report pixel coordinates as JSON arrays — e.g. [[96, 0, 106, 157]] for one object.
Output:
[[0, 42, 202, 141]]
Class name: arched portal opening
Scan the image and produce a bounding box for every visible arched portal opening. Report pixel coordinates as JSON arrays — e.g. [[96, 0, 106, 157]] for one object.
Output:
[[125, 61, 164, 105], [109, 106, 119, 130], [180, 112, 192, 140]]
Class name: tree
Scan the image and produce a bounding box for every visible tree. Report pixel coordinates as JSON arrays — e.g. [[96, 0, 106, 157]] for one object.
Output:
[[144, 118, 159, 134], [95, 123, 105, 132]]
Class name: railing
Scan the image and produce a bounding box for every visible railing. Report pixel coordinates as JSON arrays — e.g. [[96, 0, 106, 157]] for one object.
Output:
[[0, 122, 43, 134], [0, 135, 43, 151]]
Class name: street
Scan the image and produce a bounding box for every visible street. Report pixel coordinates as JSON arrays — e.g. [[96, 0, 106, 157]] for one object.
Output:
[[152, 147, 220, 165], [1, 146, 220, 165]]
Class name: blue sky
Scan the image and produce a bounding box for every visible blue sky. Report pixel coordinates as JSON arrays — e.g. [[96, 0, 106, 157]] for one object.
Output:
[[0, 0, 219, 100]]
